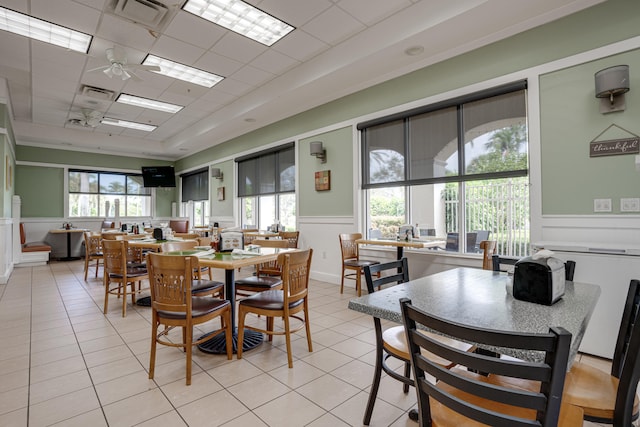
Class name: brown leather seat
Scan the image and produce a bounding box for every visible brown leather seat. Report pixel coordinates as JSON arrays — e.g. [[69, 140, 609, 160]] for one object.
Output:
[[235, 239, 288, 297], [169, 219, 189, 233], [19, 223, 52, 253]]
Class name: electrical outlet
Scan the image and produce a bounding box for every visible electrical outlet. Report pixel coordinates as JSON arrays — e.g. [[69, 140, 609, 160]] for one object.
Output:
[[594, 198, 612, 212], [621, 198, 640, 212]]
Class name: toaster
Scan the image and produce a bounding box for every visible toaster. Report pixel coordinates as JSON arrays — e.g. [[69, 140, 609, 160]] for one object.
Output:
[[513, 255, 566, 305]]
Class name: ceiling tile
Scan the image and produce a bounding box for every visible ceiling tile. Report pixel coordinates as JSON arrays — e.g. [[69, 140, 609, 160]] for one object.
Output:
[[302, 5, 366, 46]]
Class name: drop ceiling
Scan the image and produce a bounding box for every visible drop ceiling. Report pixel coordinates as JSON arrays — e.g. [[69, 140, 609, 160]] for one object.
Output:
[[0, 0, 603, 161]]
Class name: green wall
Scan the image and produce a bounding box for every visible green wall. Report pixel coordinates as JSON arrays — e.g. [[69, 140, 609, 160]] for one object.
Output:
[[15, 165, 63, 217], [299, 127, 353, 216], [540, 49, 640, 214], [15, 146, 175, 217], [210, 160, 234, 218]]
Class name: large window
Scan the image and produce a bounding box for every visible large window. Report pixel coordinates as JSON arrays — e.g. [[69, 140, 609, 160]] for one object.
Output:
[[237, 143, 296, 230], [68, 170, 151, 217], [181, 168, 209, 227], [360, 81, 529, 256]]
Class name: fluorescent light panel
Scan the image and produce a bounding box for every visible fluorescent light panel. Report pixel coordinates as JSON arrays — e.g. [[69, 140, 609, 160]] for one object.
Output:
[[101, 118, 157, 132], [116, 94, 183, 114], [0, 7, 91, 53], [142, 55, 223, 88], [183, 0, 294, 46]]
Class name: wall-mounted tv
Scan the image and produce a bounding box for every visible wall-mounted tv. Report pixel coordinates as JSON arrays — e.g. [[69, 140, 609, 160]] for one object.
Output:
[[141, 166, 176, 188]]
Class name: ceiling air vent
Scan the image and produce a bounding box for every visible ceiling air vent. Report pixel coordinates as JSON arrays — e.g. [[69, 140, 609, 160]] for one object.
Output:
[[81, 85, 115, 101], [114, 0, 168, 27]]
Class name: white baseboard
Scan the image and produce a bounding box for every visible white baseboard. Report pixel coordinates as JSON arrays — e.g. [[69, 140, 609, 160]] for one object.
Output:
[[17, 251, 50, 267]]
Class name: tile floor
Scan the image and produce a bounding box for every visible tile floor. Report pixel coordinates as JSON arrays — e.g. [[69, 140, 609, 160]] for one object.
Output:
[[0, 260, 612, 426]]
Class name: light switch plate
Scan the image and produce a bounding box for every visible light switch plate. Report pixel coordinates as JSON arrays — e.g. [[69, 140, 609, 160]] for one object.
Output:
[[594, 198, 612, 212], [621, 198, 640, 212]]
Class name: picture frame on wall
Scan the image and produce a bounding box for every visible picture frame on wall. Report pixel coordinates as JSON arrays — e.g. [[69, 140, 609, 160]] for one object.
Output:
[[315, 170, 330, 191], [217, 187, 225, 201]]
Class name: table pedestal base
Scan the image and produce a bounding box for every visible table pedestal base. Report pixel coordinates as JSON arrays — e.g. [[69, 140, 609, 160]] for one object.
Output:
[[136, 296, 152, 306], [197, 328, 263, 354]]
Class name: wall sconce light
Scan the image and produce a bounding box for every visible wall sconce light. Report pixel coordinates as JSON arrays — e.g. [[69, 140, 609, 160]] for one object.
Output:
[[211, 167, 223, 181], [595, 65, 630, 114], [310, 141, 326, 163]]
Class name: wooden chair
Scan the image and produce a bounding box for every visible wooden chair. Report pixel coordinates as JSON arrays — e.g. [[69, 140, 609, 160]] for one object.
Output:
[[83, 231, 103, 280], [242, 228, 259, 246], [169, 219, 189, 233], [399, 298, 583, 426], [102, 239, 149, 317], [101, 220, 116, 229], [479, 240, 497, 270], [234, 239, 288, 298], [237, 249, 313, 368], [362, 258, 476, 425], [339, 233, 380, 297], [279, 231, 299, 248], [146, 253, 232, 385], [562, 279, 640, 425], [160, 241, 223, 298]]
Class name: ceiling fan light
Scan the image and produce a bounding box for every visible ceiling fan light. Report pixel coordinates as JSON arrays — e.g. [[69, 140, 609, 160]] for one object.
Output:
[[103, 67, 114, 78]]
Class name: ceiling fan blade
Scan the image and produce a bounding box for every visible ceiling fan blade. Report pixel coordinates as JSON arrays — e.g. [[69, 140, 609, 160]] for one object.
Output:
[[127, 70, 143, 82], [128, 64, 161, 72], [86, 65, 110, 73]]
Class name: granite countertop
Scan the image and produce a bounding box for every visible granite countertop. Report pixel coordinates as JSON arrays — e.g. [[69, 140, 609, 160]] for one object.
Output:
[[348, 267, 601, 365]]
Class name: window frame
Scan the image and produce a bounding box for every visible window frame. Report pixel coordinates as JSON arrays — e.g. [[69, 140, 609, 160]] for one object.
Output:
[[359, 81, 530, 256], [67, 168, 152, 218]]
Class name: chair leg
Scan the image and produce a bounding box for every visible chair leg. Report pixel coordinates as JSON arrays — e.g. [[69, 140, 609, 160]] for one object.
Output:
[[84, 257, 89, 280], [103, 276, 109, 314], [185, 325, 193, 385], [95, 259, 100, 278], [121, 281, 127, 317], [403, 361, 411, 393], [149, 315, 158, 379], [304, 302, 313, 352], [224, 309, 232, 360], [266, 317, 274, 342], [237, 307, 246, 360], [356, 268, 362, 297], [284, 315, 293, 368], [340, 266, 345, 294], [364, 322, 385, 425]]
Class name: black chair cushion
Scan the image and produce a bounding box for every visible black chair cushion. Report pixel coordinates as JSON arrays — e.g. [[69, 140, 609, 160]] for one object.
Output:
[[157, 297, 229, 320], [191, 279, 224, 295], [109, 267, 147, 279], [239, 289, 304, 311], [235, 276, 283, 289], [344, 259, 379, 268]]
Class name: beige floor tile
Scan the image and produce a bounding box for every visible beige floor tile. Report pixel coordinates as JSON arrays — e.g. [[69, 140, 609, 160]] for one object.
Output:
[[83, 344, 134, 368], [296, 374, 360, 411], [330, 359, 376, 390], [88, 355, 146, 385], [0, 385, 28, 416], [79, 333, 125, 354], [161, 371, 223, 408], [219, 411, 269, 426], [28, 387, 100, 427], [268, 360, 326, 389], [135, 410, 189, 427], [49, 409, 108, 427], [178, 389, 249, 426], [252, 391, 325, 427], [29, 369, 93, 405], [207, 358, 264, 388], [29, 355, 87, 384], [228, 372, 290, 409], [103, 388, 173, 426], [306, 412, 351, 427], [93, 370, 157, 406], [0, 407, 28, 426], [301, 347, 354, 372]]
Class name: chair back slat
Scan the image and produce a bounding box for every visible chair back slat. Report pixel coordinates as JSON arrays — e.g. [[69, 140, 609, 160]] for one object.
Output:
[[102, 239, 127, 275], [147, 253, 194, 314], [279, 231, 299, 248], [161, 240, 197, 252], [364, 258, 409, 293], [339, 233, 361, 261], [400, 298, 571, 427], [280, 249, 312, 304]]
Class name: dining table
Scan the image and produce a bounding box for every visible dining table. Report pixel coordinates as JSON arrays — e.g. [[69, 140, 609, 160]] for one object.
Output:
[[348, 267, 601, 365], [48, 227, 88, 261], [194, 246, 294, 354], [356, 237, 446, 259]]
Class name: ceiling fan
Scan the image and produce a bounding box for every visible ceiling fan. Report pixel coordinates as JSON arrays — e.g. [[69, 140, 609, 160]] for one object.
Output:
[[67, 109, 103, 128], [88, 46, 160, 81]]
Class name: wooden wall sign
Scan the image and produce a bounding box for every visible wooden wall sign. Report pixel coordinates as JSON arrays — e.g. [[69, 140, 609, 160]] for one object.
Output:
[[314, 170, 330, 191], [589, 138, 639, 157]]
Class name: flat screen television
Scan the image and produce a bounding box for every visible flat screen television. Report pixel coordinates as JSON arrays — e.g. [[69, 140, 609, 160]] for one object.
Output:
[[141, 166, 176, 188]]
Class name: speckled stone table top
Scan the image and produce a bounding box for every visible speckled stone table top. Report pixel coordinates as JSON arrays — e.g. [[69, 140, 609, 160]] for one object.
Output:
[[348, 267, 601, 365]]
